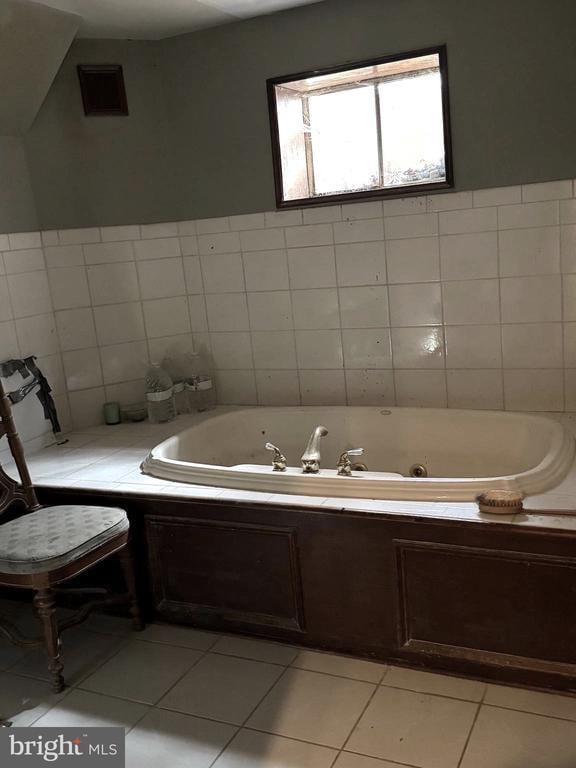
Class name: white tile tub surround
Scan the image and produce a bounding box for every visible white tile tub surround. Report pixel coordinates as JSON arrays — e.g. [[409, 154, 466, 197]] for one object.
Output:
[[2, 178, 576, 430]]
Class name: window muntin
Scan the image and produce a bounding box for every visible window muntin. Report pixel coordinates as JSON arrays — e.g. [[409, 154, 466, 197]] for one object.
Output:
[[268, 48, 452, 207]]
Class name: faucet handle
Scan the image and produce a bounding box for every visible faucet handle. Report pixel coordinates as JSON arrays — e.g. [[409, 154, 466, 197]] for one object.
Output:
[[337, 448, 364, 476], [265, 442, 287, 472]]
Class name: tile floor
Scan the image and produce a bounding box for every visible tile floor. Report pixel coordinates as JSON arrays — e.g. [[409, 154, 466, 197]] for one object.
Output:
[[1, 599, 576, 768]]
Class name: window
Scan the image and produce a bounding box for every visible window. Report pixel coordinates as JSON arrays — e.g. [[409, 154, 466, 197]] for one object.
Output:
[[267, 47, 452, 207]]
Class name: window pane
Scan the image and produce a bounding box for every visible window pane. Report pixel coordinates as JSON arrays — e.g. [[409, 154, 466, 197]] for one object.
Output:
[[276, 86, 310, 201], [378, 71, 446, 187], [308, 86, 379, 196], [270, 50, 452, 205]]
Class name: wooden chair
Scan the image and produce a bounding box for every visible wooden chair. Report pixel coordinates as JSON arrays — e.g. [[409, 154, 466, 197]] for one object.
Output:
[[0, 377, 143, 698]]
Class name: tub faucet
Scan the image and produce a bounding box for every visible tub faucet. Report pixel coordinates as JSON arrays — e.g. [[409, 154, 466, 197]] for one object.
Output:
[[265, 442, 287, 472], [337, 448, 364, 476], [301, 425, 329, 474]]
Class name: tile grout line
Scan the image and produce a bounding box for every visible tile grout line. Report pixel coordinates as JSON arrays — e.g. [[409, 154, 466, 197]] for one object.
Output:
[[560, 217, 567, 411], [79, 631, 220, 735], [238, 245, 261, 405], [284, 231, 305, 406], [381, 220, 398, 407], [77, 244, 107, 399], [457, 685, 488, 768], [338, 746, 422, 768], [331, 672, 383, 765], [13, 632, 136, 726], [203, 657, 295, 768], [121, 659, 210, 737], [496, 218, 506, 411], [377, 680, 485, 705], [433, 217, 449, 407], [330, 220, 349, 406]]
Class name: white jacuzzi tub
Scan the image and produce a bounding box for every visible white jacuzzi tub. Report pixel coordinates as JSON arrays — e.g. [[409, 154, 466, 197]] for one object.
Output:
[[141, 407, 575, 502]]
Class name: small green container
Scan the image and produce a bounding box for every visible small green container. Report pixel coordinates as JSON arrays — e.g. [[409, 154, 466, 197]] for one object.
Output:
[[103, 401, 121, 425]]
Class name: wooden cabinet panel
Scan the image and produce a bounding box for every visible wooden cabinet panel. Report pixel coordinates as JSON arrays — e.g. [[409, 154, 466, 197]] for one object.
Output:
[[395, 539, 576, 674], [146, 515, 305, 633]]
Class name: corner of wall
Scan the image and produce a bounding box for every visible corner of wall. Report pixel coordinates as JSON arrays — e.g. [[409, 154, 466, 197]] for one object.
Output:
[[0, 135, 39, 234]]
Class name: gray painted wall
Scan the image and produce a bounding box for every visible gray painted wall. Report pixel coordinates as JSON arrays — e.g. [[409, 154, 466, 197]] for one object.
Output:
[[15, 0, 576, 232], [0, 0, 80, 135], [24, 39, 178, 231], [0, 136, 37, 232]]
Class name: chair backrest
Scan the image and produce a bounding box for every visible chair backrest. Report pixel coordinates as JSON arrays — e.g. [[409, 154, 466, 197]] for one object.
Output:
[[0, 377, 40, 517]]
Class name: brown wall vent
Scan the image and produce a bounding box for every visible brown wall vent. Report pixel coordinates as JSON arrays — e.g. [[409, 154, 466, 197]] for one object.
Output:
[[77, 64, 128, 116]]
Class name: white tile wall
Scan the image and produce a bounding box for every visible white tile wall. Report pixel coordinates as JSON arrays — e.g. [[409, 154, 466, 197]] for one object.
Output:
[[1, 178, 576, 429], [255, 369, 300, 405]]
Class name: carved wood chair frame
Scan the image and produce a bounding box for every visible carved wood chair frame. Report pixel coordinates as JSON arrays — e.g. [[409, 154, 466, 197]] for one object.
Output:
[[0, 377, 143, 706]]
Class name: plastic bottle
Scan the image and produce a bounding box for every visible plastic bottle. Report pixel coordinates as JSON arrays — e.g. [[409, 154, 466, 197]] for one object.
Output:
[[184, 351, 216, 412], [172, 380, 189, 415], [162, 356, 189, 415], [197, 376, 216, 411], [145, 363, 175, 423]]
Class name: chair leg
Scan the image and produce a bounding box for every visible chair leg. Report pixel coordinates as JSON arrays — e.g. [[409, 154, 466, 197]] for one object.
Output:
[[33, 588, 64, 693], [119, 544, 144, 631]]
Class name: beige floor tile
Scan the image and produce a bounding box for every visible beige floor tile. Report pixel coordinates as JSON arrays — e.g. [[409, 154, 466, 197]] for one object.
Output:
[[136, 622, 219, 651], [81, 640, 201, 704], [0, 638, 28, 671], [346, 686, 477, 768], [292, 651, 386, 683], [212, 636, 298, 666], [84, 613, 135, 636], [461, 705, 576, 767], [0, 672, 64, 726], [126, 709, 236, 768], [0, 598, 28, 616], [159, 653, 284, 725], [484, 683, 576, 720], [0, 598, 74, 638], [11, 628, 126, 686], [382, 666, 485, 701], [213, 728, 337, 768], [247, 668, 375, 748], [34, 689, 148, 730], [335, 754, 412, 768]]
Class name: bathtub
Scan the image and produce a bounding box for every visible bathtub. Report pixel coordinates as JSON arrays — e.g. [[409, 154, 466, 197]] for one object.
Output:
[[141, 406, 575, 502]]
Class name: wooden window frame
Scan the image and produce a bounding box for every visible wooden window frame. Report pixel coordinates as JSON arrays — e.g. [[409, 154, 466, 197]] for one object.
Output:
[[267, 45, 454, 209]]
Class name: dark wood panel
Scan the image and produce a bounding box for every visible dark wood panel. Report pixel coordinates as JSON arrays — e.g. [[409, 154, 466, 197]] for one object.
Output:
[[146, 515, 305, 632], [34, 486, 576, 690], [395, 539, 576, 672], [293, 514, 395, 654]]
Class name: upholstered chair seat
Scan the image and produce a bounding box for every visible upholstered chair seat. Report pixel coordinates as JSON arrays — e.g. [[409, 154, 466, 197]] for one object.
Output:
[[0, 506, 129, 574]]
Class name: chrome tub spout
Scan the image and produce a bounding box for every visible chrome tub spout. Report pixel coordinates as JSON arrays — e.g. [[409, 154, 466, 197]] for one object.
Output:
[[301, 425, 328, 474]]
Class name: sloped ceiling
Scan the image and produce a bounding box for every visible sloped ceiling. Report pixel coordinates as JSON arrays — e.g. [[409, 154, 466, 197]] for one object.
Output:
[[18, 0, 323, 40], [0, 0, 80, 135]]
